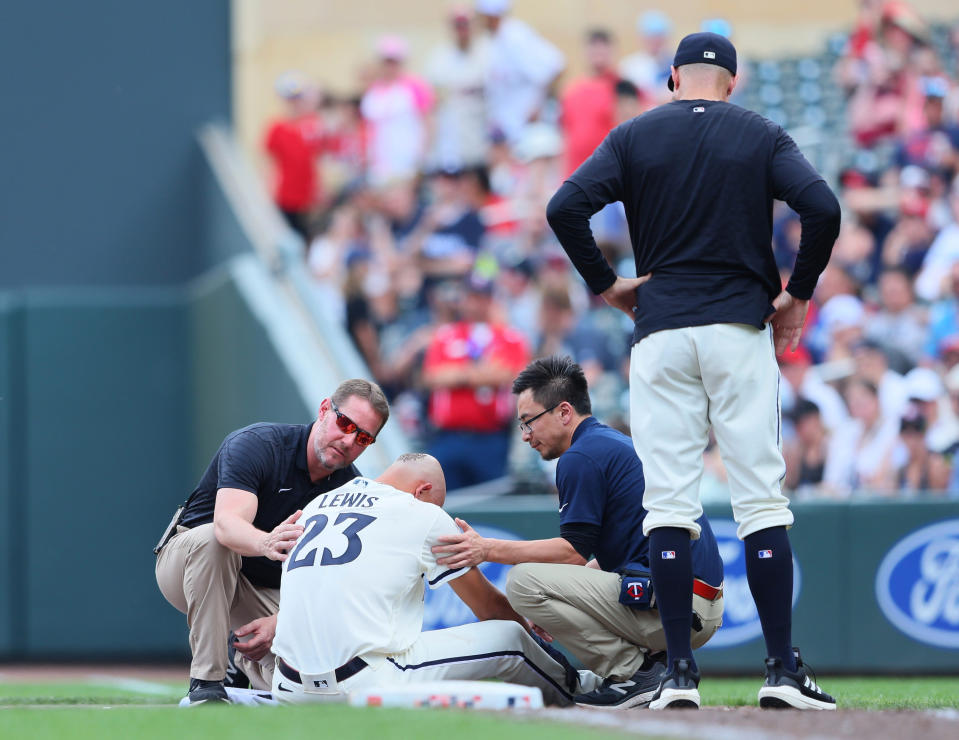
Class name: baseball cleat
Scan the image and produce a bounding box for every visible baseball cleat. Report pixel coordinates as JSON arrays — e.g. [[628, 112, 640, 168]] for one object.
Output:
[[648, 658, 700, 710], [573, 653, 667, 710], [187, 678, 229, 705], [758, 649, 835, 710]]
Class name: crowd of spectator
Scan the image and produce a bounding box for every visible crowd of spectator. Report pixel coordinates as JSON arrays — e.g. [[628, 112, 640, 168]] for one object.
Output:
[[260, 0, 959, 500]]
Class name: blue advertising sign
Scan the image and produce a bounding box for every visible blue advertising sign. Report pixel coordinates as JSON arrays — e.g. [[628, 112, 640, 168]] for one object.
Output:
[[875, 518, 959, 649]]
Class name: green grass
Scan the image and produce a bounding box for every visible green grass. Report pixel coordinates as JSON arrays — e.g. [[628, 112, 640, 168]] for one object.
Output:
[[699, 676, 959, 710], [1, 676, 957, 740], [0, 679, 182, 706], [0, 703, 629, 740]]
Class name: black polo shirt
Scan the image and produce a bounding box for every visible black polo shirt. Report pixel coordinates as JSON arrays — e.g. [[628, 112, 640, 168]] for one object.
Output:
[[180, 422, 360, 588], [557, 416, 723, 585], [553, 99, 838, 343]]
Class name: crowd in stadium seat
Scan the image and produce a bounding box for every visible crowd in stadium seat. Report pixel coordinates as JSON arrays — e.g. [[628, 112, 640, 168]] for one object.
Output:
[[260, 1, 959, 499]]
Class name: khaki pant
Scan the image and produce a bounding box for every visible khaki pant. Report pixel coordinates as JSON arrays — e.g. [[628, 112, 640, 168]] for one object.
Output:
[[506, 563, 723, 680], [155, 523, 278, 689]]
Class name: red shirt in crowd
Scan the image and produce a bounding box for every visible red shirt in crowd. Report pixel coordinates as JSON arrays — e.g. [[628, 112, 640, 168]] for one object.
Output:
[[560, 70, 618, 177], [423, 321, 530, 433], [264, 113, 327, 212]]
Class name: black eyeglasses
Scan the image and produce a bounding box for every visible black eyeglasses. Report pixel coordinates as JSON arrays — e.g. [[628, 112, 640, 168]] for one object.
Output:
[[331, 401, 377, 446], [518, 404, 559, 434]]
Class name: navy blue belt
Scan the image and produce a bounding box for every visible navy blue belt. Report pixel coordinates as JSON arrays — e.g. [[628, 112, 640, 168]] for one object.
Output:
[[278, 656, 367, 685]]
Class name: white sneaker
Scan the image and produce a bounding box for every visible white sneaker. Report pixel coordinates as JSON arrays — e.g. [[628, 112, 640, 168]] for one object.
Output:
[[648, 659, 700, 710]]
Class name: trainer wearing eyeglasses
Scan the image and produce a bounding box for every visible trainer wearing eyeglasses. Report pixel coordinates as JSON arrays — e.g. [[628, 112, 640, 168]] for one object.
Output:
[[155, 378, 389, 704], [433, 356, 723, 709]]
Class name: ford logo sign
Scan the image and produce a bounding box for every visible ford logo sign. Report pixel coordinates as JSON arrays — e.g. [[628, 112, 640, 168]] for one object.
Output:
[[875, 518, 959, 649], [702, 519, 802, 649], [423, 523, 518, 630]]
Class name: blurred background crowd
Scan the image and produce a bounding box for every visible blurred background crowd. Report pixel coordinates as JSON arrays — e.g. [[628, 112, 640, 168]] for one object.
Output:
[[257, 0, 959, 501]]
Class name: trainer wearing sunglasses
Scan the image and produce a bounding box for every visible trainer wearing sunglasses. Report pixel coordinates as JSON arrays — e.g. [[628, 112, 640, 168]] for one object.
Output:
[[155, 378, 389, 704]]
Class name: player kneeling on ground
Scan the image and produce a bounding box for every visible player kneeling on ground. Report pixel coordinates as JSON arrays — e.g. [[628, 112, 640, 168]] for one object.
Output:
[[433, 356, 725, 709], [263, 453, 601, 704]]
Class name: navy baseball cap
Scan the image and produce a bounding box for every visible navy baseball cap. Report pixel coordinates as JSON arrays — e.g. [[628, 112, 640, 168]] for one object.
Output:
[[667, 32, 737, 90]]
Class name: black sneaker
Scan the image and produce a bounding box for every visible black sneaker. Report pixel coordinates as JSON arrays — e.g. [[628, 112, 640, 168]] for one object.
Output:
[[574, 652, 667, 710], [188, 678, 229, 705], [648, 658, 700, 710], [225, 633, 251, 689], [758, 649, 836, 710]]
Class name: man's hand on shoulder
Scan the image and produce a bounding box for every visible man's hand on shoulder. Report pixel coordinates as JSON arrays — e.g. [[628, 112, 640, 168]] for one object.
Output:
[[260, 510, 304, 561], [600, 274, 652, 318], [432, 517, 488, 568], [233, 614, 277, 662]]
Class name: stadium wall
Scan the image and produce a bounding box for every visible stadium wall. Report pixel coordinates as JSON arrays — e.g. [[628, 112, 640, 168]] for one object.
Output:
[[438, 499, 959, 674], [0, 263, 316, 660], [0, 0, 232, 289]]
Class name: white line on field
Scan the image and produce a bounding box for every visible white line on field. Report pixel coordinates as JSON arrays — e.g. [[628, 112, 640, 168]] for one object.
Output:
[[85, 676, 178, 696]]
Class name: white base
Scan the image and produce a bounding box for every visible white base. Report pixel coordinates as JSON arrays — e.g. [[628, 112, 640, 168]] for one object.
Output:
[[347, 680, 544, 710]]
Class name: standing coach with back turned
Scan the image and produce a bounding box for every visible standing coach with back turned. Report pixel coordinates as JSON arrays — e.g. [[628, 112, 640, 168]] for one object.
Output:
[[546, 32, 841, 710]]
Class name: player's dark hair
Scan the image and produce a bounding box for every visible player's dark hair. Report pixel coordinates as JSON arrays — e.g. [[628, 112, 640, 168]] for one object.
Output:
[[614, 78, 639, 99], [790, 398, 820, 423], [512, 355, 591, 415], [332, 379, 390, 429], [878, 265, 913, 284], [587, 28, 612, 44]]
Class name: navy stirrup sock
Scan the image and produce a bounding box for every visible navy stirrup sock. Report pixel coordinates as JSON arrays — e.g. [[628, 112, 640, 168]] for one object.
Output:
[[744, 526, 796, 672], [649, 527, 695, 671]]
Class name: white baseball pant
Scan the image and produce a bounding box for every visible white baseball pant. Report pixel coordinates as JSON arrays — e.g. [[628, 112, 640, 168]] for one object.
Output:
[[630, 323, 794, 540], [271, 620, 602, 705]]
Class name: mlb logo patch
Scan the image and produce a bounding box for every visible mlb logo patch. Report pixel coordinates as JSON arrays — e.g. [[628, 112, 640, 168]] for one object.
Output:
[[704, 50, 716, 59], [758, 549, 773, 559], [662, 551, 676, 560]]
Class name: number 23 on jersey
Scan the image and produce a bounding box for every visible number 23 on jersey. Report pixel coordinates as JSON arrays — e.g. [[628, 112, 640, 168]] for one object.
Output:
[[286, 512, 377, 570]]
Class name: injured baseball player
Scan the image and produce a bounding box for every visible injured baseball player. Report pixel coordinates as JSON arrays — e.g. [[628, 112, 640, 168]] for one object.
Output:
[[240, 452, 601, 705]]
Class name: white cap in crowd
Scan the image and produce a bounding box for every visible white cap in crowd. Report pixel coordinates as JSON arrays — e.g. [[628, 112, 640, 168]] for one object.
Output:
[[376, 34, 409, 60], [820, 294, 865, 334], [274, 71, 306, 99], [475, 0, 511, 16], [904, 367, 944, 402], [513, 122, 563, 163]]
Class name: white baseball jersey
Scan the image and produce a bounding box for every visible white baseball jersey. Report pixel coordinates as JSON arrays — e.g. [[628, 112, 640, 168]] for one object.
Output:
[[272, 477, 468, 674]]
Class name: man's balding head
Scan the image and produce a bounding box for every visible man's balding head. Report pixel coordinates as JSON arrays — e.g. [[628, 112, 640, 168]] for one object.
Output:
[[377, 453, 447, 506]]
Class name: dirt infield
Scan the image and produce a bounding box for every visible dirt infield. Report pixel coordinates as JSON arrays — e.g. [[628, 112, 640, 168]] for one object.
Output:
[[543, 706, 959, 740], [0, 663, 187, 682]]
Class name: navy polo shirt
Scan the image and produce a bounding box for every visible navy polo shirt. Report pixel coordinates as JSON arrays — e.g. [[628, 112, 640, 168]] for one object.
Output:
[[180, 422, 360, 589], [556, 416, 723, 585]]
